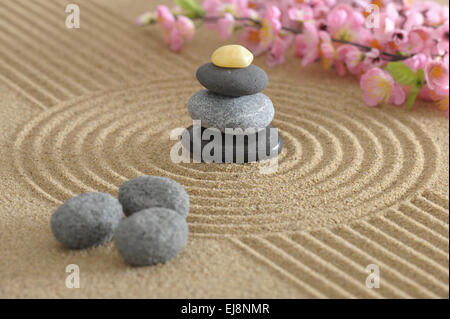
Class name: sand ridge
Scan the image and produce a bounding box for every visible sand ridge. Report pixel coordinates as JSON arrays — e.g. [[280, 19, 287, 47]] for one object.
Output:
[[12, 79, 440, 237]]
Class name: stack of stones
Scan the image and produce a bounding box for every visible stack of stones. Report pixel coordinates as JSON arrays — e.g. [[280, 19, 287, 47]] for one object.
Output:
[[182, 45, 283, 163]]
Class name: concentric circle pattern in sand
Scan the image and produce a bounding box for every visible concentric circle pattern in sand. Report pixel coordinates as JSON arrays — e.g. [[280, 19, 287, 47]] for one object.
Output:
[[13, 79, 439, 236]]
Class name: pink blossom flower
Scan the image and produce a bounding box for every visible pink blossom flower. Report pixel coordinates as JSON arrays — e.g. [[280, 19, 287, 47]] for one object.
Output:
[[169, 28, 184, 52], [434, 22, 449, 53], [288, 6, 313, 23], [203, 0, 223, 29], [336, 44, 363, 74], [318, 31, 349, 76], [427, 84, 450, 114], [266, 6, 281, 26], [385, 2, 399, 22], [383, 17, 396, 35], [399, 28, 432, 54], [156, 5, 175, 30], [433, 94, 449, 115], [360, 68, 395, 107], [418, 84, 436, 101], [220, 0, 249, 17], [260, 6, 282, 47], [390, 30, 409, 47], [390, 84, 407, 105], [327, 6, 347, 29], [403, 10, 424, 30], [217, 13, 235, 39], [426, 4, 444, 26], [176, 16, 195, 40], [295, 22, 320, 66], [294, 34, 306, 57], [402, 0, 413, 8], [203, 0, 222, 16], [403, 53, 430, 71], [425, 61, 449, 96], [327, 4, 364, 41], [156, 7, 194, 52], [204, 0, 249, 35], [267, 36, 287, 66], [235, 0, 250, 17], [363, 48, 384, 70], [312, 1, 332, 19], [239, 28, 265, 55], [423, 2, 448, 25], [371, 15, 396, 49], [319, 31, 335, 69], [204, 0, 250, 19]]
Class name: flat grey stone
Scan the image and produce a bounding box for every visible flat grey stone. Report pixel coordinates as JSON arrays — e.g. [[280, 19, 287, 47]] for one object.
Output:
[[50, 192, 123, 249], [118, 176, 189, 218], [188, 90, 274, 132], [181, 124, 283, 163], [114, 208, 188, 266], [196, 63, 268, 96]]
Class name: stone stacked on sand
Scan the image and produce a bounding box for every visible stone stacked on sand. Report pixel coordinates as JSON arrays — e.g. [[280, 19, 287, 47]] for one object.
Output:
[[182, 45, 283, 163]]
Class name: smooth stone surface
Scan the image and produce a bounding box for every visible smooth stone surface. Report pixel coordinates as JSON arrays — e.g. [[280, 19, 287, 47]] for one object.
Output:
[[181, 124, 283, 163], [114, 208, 188, 267], [50, 192, 123, 249], [196, 63, 268, 97], [188, 90, 274, 132], [211, 45, 253, 68], [118, 176, 189, 218]]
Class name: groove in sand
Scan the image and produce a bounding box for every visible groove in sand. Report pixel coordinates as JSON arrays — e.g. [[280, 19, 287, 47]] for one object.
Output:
[[13, 79, 440, 237]]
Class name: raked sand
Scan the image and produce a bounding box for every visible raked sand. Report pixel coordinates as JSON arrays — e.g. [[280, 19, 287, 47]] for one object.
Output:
[[0, 0, 448, 298]]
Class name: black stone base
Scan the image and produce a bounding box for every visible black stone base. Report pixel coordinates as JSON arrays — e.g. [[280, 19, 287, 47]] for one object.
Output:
[[181, 125, 283, 163]]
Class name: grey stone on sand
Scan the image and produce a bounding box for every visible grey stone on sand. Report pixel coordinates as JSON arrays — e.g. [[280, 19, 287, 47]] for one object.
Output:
[[114, 208, 188, 266], [181, 124, 283, 163], [50, 192, 123, 249], [188, 90, 274, 132], [196, 63, 268, 96], [118, 176, 189, 218]]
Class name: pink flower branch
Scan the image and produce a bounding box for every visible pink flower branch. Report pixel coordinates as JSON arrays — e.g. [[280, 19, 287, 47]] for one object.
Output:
[[198, 15, 413, 61], [138, 0, 449, 115]]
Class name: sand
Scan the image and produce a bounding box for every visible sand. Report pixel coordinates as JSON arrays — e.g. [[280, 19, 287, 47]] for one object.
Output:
[[0, 0, 448, 298]]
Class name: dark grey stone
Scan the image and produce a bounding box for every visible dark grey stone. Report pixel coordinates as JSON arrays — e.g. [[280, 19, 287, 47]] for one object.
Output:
[[50, 192, 123, 249], [181, 124, 283, 163], [188, 90, 274, 132], [118, 176, 189, 218], [114, 208, 188, 267], [196, 63, 268, 96]]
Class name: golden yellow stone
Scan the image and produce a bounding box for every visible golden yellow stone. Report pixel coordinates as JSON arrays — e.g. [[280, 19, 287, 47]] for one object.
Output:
[[211, 45, 254, 68]]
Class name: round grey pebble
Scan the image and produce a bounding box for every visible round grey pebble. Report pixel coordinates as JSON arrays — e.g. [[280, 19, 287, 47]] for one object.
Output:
[[118, 176, 189, 218], [188, 89, 274, 132], [196, 63, 268, 96], [114, 207, 188, 266], [50, 192, 123, 249]]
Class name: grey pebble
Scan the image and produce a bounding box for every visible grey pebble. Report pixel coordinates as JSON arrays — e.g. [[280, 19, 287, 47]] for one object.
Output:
[[196, 63, 268, 96], [114, 207, 188, 266], [188, 89, 274, 132], [118, 175, 189, 218], [50, 192, 123, 249]]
